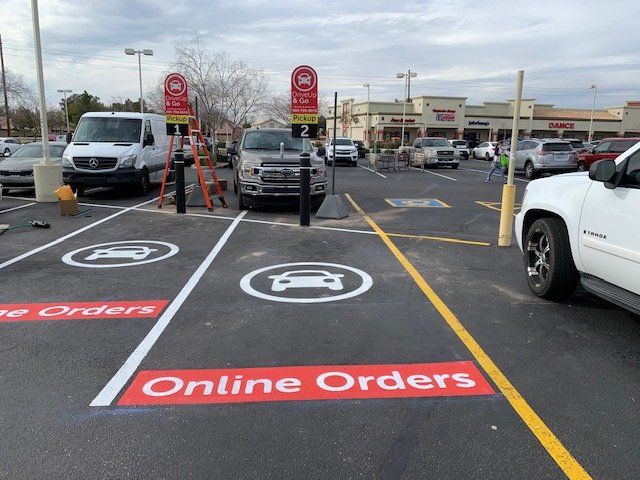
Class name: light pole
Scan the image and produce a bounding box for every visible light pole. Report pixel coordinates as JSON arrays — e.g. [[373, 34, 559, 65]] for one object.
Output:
[[396, 70, 416, 147], [57, 88, 72, 134], [363, 83, 370, 149], [588, 84, 597, 142], [124, 48, 153, 114]]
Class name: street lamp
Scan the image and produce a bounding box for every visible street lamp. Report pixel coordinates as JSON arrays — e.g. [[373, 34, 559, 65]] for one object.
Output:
[[124, 48, 153, 114], [57, 88, 72, 133], [588, 84, 598, 143], [396, 70, 417, 147], [363, 83, 370, 149]]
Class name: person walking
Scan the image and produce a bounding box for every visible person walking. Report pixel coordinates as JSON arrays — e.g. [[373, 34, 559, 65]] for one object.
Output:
[[485, 141, 507, 182]]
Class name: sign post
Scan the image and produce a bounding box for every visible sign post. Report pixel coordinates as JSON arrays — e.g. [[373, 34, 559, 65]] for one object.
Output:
[[291, 65, 318, 139], [164, 73, 189, 136]]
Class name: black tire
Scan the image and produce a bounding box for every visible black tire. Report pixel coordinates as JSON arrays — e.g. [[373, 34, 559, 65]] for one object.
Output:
[[1, 188, 9, 195], [136, 169, 150, 196], [577, 161, 587, 172], [452, 164, 459, 169], [485, 152, 491, 161], [524, 161, 535, 179], [3, 148, 10, 155], [233, 176, 238, 194], [524, 218, 579, 300], [238, 192, 247, 210], [351, 161, 357, 167]]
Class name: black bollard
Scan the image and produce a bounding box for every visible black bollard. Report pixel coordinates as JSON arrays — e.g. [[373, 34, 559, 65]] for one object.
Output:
[[174, 149, 186, 214], [299, 152, 311, 226]]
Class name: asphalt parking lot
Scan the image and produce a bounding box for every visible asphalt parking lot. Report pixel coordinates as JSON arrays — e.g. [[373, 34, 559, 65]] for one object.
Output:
[[1, 158, 639, 479]]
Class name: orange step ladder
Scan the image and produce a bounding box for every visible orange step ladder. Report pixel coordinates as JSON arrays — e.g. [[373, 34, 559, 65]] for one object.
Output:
[[158, 106, 228, 210]]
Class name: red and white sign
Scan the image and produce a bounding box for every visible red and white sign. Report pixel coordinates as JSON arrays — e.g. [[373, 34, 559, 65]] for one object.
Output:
[[291, 65, 318, 114], [118, 361, 494, 406], [548, 122, 575, 129], [164, 73, 189, 116], [0, 300, 168, 322]]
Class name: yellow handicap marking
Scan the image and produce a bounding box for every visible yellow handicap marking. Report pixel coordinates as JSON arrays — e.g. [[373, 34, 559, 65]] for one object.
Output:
[[476, 201, 521, 215]]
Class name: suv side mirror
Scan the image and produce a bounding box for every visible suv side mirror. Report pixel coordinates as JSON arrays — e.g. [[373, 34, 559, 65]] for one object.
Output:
[[589, 159, 617, 187], [317, 146, 326, 157], [143, 133, 155, 146]]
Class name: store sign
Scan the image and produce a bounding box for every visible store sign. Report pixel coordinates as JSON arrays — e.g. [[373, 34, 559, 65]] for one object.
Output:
[[390, 118, 416, 123], [433, 109, 456, 122], [118, 361, 495, 405], [549, 122, 575, 129], [291, 65, 318, 138], [469, 120, 490, 126]]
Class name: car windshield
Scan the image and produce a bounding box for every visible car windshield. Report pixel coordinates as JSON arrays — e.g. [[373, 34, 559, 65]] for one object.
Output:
[[331, 139, 354, 146], [73, 117, 142, 143], [10, 144, 66, 158], [542, 143, 573, 152], [423, 139, 451, 147], [243, 131, 311, 151]]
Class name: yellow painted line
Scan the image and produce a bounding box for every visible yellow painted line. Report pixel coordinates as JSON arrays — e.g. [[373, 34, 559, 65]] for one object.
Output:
[[387, 232, 490, 246], [477, 201, 521, 216], [345, 193, 592, 480]]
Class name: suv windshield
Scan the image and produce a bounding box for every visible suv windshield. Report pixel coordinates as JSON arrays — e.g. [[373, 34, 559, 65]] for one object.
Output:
[[73, 117, 142, 143], [243, 131, 311, 151], [424, 139, 451, 147], [451, 141, 467, 146], [541, 143, 573, 152], [330, 139, 354, 146]]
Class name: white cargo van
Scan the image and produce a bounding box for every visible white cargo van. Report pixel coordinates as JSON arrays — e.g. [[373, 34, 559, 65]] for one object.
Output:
[[62, 112, 171, 195]]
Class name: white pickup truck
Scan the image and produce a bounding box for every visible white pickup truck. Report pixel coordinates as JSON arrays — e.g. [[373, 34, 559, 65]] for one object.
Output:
[[514, 141, 640, 315]]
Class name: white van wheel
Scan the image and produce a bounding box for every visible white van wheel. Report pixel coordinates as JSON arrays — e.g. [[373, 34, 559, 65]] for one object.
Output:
[[137, 169, 150, 195]]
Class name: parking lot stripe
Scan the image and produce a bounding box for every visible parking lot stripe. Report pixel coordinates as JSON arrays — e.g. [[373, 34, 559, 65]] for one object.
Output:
[[90, 210, 247, 407], [386, 232, 490, 246], [0, 202, 37, 213], [358, 165, 388, 178], [344, 193, 592, 480], [410, 167, 457, 181]]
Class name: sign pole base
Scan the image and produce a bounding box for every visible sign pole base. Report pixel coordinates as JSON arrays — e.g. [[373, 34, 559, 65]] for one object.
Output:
[[315, 195, 349, 219]]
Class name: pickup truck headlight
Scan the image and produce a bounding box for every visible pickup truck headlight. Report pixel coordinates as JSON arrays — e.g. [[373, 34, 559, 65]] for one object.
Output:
[[313, 164, 326, 177], [62, 154, 73, 167], [119, 155, 137, 168], [240, 161, 261, 180]]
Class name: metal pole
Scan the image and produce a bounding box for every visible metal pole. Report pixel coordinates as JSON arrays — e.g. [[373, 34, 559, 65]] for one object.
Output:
[[0, 35, 11, 137], [31, 0, 50, 165], [400, 75, 407, 148], [174, 150, 185, 213], [299, 152, 310, 226], [331, 92, 337, 196], [588, 84, 597, 142], [137, 52, 143, 114], [64, 92, 70, 132], [498, 70, 524, 247]]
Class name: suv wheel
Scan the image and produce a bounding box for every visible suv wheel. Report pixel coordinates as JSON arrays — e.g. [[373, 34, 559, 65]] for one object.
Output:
[[524, 161, 535, 179], [524, 218, 579, 300]]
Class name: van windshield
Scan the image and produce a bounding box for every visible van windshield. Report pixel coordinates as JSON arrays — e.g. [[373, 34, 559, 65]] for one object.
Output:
[[73, 117, 142, 143]]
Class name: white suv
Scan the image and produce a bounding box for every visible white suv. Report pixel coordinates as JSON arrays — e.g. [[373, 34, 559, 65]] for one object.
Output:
[[324, 138, 358, 167], [515, 142, 640, 314]]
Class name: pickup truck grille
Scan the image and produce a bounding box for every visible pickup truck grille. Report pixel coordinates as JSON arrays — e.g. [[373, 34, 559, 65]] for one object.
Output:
[[436, 151, 454, 156], [259, 165, 301, 184], [73, 157, 118, 170]]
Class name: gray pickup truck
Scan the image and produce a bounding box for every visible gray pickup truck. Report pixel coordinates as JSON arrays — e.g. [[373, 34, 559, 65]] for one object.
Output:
[[401, 137, 460, 169], [230, 128, 327, 209]]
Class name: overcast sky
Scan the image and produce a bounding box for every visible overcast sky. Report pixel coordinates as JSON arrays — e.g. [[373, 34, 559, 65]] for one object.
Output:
[[1, 0, 639, 117]]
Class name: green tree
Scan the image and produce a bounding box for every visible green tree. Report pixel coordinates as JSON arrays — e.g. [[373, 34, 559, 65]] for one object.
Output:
[[109, 97, 141, 112], [12, 106, 39, 136], [66, 91, 105, 124]]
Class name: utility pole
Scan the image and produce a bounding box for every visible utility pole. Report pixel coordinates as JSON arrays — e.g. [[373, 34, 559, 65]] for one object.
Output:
[[0, 34, 11, 137]]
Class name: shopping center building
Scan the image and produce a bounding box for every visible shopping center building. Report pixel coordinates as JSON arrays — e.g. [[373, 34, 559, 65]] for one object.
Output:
[[326, 96, 640, 147]]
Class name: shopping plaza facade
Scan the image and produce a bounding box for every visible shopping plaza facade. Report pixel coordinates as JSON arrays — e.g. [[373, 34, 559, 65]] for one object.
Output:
[[326, 96, 640, 147]]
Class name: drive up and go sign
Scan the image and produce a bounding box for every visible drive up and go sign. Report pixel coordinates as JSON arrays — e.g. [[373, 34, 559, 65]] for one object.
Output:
[[291, 65, 318, 138], [164, 72, 189, 136]]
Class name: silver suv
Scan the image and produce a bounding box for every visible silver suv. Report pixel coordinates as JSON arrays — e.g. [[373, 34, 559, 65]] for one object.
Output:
[[513, 139, 577, 179]]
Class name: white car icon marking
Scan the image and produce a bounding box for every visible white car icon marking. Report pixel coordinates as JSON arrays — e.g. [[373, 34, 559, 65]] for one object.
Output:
[[85, 246, 158, 261], [297, 73, 312, 87], [169, 80, 182, 92], [268, 270, 344, 292]]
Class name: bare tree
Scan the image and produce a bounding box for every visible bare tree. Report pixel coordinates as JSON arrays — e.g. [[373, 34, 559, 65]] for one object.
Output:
[[263, 91, 292, 126], [172, 35, 269, 140]]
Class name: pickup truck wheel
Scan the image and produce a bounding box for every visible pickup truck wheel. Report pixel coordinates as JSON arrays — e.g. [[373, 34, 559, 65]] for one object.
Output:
[[524, 218, 579, 300], [577, 161, 587, 171], [524, 161, 535, 179]]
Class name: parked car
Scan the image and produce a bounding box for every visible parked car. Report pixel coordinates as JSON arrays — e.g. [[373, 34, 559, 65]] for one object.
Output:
[[563, 138, 590, 155], [232, 128, 327, 209], [450, 140, 470, 159], [514, 139, 640, 314], [0, 142, 67, 193], [512, 139, 577, 179], [352, 140, 366, 158], [471, 141, 497, 160], [406, 137, 460, 168], [576, 137, 640, 171], [324, 137, 358, 166], [0, 137, 22, 156]]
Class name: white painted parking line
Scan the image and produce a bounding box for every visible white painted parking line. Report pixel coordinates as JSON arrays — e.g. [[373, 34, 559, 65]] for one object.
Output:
[[0, 196, 159, 271], [358, 165, 387, 178], [410, 167, 457, 181], [461, 167, 530, 183], [90, 210, 247, 407], [0, 202, 37, 213]]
